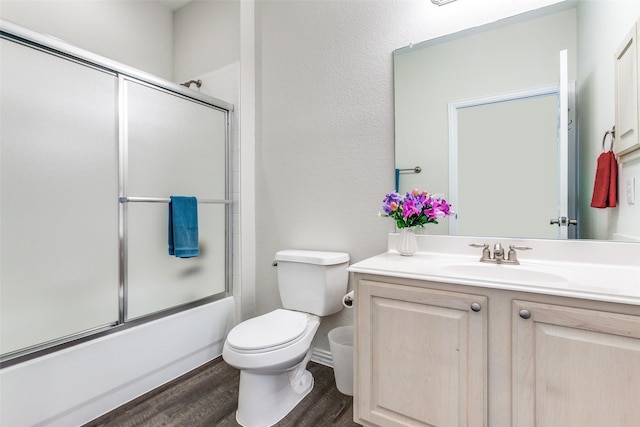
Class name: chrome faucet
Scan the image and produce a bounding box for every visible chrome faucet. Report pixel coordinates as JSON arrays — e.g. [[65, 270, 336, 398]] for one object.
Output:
[[469, 243, 532, 265]]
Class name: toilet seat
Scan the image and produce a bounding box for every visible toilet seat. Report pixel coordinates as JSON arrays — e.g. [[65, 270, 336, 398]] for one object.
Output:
[[226, 309, 308, 352]]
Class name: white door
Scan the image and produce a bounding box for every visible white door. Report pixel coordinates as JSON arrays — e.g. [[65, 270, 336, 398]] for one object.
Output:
[[449, 50, 574, 239], [557, 49, 571, 239]]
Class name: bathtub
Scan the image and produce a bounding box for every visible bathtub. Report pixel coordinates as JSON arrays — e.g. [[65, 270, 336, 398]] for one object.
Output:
[[0, 296, 235, 426]]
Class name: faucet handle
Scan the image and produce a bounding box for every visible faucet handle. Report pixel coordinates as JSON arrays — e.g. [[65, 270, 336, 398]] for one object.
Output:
[[469, 243, 489, 249], [507, 245, 532, 263], [509, 245, 532, 251], [469, 243, 490, 260]]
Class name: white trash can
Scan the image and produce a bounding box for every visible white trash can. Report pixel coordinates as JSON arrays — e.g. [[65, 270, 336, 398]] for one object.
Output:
[[328, 325, 354, 396]]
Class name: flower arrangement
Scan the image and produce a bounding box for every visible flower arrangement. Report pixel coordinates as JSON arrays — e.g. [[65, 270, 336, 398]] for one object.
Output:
[[381, 189, 453, 229]]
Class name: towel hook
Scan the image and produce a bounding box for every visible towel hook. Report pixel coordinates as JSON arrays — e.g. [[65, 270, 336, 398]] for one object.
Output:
[[602, 126, 615, 152]]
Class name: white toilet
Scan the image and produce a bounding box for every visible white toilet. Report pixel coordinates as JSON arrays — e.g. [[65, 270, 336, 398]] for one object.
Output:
[[222, 249, 350, 427]]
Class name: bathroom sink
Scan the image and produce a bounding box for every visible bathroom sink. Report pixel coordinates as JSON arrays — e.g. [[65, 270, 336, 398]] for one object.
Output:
[[438, 263, 568, 285]]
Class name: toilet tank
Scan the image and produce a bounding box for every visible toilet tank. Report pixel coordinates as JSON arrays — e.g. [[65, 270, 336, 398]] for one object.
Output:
[[274, 250, 350, 316]]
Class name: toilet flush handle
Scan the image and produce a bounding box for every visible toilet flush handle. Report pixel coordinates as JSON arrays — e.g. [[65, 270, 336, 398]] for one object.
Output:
[[272, 261, 278, 267]]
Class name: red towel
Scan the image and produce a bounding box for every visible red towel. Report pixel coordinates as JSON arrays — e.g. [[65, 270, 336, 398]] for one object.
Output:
[[590, 151, 618, 208]]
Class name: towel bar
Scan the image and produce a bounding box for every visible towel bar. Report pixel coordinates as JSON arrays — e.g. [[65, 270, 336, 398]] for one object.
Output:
[[119, 196, 231, 204]]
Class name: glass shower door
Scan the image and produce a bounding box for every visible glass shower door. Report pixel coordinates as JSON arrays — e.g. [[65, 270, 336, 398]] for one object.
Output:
[[0, 38, 120, 355], [123, 79, 228, 319]]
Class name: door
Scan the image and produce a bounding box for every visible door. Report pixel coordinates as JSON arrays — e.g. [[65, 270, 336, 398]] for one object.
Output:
[[449, 50, 574, 239], [0, 37, 120, 355], [513, 300, 640, 427], [356, 279, 487, 426]]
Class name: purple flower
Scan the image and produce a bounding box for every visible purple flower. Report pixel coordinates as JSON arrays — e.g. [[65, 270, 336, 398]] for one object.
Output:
[[381, 192, 402, 213], [402, 199, 420, 219], [380, 188, 453, 228], [432, 198, 452, 218]]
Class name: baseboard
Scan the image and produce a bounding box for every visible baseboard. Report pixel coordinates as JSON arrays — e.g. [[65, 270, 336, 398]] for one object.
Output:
[[311, 347, 333, 368]]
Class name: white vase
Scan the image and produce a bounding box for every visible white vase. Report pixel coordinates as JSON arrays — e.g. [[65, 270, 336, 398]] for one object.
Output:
[[397, 227, 418, 256]]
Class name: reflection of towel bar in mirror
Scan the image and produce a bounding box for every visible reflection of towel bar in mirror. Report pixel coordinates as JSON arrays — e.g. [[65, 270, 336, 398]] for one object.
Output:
[[397, 166, 422, 174], [119, 196, 231, 204], [395, 166, 421, 192]]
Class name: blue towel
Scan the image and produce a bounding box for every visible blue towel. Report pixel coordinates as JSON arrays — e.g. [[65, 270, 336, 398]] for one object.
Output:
[[168, 196, 200, 258]]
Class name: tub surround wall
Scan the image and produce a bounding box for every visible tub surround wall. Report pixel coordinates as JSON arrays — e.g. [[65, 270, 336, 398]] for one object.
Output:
[[172, 0, 250, 325], [0, 297, 235, 427]]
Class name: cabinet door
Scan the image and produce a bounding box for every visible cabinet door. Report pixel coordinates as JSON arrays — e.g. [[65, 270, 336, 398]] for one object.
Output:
[[614, 19, 640, 156], [513, 300, 640, 427], [356, 280, 487, 427]]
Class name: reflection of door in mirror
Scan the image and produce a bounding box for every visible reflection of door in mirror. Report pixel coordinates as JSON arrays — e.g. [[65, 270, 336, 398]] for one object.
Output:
[[449, 50, 575, 240], [453, 93, 562, 239]]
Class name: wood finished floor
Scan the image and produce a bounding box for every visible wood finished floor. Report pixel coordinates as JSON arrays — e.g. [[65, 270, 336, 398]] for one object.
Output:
[[84, 357, 360, 427]]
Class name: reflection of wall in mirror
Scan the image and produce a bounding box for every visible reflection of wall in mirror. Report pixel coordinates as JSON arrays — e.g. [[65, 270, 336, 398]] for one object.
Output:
[[394, 7, 576, 237]]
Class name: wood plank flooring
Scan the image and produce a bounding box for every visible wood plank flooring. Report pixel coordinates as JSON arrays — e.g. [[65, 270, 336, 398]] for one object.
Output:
[[84, 357, 360, 426]]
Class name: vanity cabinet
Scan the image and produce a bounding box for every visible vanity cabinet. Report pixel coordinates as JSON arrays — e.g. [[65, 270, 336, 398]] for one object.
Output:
[[355, 279, 487, 427], [354, 274, 640, 427], [512, 300, 640, 427]]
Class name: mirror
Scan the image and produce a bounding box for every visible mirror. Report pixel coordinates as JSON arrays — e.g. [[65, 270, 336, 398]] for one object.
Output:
[[394, 0, 640, 242]]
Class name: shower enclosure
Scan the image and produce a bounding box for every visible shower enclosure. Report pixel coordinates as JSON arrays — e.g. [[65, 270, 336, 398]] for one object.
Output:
[[0, 20, 233, 364]]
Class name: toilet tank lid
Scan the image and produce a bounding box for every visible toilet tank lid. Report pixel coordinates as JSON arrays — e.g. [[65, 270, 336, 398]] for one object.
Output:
[[275, 250, 349, 265]]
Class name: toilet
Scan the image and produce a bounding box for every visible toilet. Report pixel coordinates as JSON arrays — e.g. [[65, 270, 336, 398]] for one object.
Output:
[[222, 250, 350, 427]]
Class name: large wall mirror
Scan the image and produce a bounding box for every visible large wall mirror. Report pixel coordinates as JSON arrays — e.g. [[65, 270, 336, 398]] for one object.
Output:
[[395, 0, 640, 242]]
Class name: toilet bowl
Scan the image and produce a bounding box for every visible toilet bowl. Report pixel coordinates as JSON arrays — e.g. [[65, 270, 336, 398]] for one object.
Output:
[[223, 310, 321, 427], [222, 250, 349, 427]]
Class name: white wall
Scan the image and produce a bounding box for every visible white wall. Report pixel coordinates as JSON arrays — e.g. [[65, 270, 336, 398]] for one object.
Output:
[[253, 0, 563, 352], [577, 0, 640, 241], [0, 0, 174, 80]]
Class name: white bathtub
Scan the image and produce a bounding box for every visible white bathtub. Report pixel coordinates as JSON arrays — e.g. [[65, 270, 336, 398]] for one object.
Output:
[[0, 296, 235, 426]]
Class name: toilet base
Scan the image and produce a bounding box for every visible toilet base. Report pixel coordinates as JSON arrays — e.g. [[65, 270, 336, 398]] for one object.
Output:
[[236, 367, 314, 427]]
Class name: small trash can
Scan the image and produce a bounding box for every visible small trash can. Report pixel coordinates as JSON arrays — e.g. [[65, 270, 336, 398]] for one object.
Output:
[[328, 325, 354, 396]]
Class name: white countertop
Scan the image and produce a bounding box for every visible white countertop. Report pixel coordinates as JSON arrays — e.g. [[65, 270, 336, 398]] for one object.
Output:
[[349, 234, 640, 306]]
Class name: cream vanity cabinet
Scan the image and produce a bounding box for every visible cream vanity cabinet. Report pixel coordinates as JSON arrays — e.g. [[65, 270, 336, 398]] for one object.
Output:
[[353, 274, 640, 427], [354, 277, 488, 427], [512, 300, 640, 427]]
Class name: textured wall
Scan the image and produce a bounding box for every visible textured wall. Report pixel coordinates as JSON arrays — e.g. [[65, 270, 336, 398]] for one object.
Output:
[[253, 0, 561, 351]]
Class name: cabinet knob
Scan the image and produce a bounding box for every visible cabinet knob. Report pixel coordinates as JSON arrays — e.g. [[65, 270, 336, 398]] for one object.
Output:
[[470, 302, 481, 312], [519, 309, 531, 319]]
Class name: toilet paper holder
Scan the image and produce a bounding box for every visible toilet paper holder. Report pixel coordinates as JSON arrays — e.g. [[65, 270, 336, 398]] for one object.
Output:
[[342, 291, 354, 308]]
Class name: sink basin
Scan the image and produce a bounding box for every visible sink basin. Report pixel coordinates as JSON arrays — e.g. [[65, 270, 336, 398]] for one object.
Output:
[[439, 263, 568, 284]]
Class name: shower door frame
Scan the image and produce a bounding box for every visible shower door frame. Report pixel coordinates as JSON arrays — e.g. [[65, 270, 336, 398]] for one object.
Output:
[[0, 20, 234, 367]]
